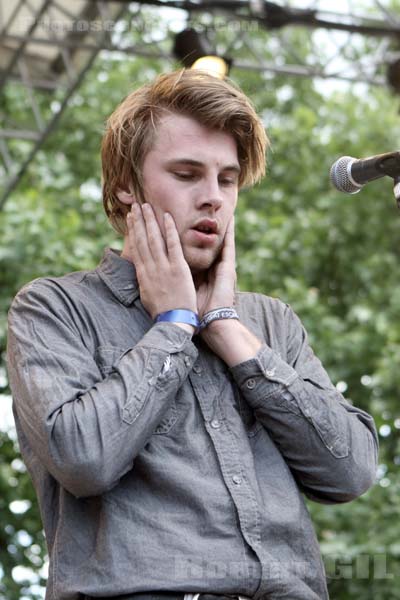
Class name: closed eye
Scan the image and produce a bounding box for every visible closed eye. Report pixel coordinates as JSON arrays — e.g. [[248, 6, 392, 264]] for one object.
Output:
[[219, 177, 237, 186], [172, 170, 238, 188], [174, 171, 195, 178]]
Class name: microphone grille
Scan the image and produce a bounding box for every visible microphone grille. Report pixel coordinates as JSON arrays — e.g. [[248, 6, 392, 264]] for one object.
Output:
[[330, 156, 361, 194]]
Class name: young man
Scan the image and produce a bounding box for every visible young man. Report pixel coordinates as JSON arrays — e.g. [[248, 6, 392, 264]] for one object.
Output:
[[7, 70, 378, 600]]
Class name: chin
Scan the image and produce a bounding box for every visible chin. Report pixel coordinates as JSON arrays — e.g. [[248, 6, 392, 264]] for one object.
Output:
[[182, 236, 224, 272], [185, 250, 218, 274], [188, 258, 214, 274]]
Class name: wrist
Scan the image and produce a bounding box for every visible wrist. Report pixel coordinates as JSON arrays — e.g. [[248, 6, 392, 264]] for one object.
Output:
[[202, 319, 262, 367], [204, 316, 242, 335]]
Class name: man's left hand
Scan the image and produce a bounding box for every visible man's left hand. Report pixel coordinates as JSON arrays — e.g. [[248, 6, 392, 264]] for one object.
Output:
[[196, 215, 236, 320], [197, 215, 263, 365]]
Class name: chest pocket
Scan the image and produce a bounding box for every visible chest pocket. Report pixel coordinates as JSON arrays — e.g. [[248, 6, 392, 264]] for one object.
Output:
[[94, 345, 179, 435]]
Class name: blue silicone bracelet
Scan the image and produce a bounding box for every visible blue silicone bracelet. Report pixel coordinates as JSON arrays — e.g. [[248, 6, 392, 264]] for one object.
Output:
[[155, 309, 200, 330]]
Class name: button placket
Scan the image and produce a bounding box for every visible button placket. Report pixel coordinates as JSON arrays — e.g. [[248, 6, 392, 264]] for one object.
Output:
[[189, 357, 263, 562]]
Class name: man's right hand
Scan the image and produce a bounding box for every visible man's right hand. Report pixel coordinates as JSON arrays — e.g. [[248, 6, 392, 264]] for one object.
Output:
[[126, 202, 197, 321]]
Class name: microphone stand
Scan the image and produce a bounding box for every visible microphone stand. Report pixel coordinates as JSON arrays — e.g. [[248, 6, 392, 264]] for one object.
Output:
[[374, 153, 400, 209]]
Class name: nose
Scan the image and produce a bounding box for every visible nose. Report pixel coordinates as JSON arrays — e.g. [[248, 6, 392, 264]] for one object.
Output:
[[195, 175, 223, 211]]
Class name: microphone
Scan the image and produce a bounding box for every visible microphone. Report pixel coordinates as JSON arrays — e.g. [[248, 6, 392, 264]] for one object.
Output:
[[330, 151, 400, 194]]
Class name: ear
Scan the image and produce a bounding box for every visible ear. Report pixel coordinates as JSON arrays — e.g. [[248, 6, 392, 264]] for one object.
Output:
[[116, 189, 135, 205]]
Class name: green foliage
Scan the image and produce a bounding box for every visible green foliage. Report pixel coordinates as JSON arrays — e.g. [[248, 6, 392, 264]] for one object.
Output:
[[0, 432, 46, 599], [1, 8, 400, 598]]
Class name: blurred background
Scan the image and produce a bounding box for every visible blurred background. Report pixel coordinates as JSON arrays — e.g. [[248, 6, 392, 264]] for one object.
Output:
[[1, 1, 400, 598]]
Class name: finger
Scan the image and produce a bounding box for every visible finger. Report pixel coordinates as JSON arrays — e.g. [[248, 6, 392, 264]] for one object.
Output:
[[164, 212, 186, 263], [141, 203, 167, 259], [127, 212, 149, 287], [126, 211, 140, 265], [130, 202, 155, 265], [221, 215, 236, 264]]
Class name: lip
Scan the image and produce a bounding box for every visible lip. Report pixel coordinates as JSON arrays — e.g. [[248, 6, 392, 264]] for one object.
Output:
[[192, 218, 219, 234], [189, 229, 219, 245]]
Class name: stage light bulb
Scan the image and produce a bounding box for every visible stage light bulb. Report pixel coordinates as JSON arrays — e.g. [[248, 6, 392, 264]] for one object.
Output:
[[191, 56, 229, 79]]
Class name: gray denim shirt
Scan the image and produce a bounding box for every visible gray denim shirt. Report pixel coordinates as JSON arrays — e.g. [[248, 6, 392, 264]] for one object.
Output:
[[6, 248, 378, 600]]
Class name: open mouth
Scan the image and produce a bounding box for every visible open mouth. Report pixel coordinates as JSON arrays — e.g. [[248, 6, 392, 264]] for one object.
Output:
[[190, 228, 218, 244], [193, 225, 215, 234], [191, 219, 218, 235]]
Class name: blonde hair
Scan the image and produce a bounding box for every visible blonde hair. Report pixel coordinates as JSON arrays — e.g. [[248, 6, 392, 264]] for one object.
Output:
[[101, 69, 269, 236]]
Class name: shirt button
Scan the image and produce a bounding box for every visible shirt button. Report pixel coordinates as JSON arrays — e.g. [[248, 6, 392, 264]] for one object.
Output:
[[246, 378, 256, 389], [210, 419, 221, 429], [232, 475, 242, 485], [266, 368, 276, 378], [193, 364, 202, 374]]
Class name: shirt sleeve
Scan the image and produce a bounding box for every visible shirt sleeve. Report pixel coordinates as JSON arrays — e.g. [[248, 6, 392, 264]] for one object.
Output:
[[6, 280, 198, 498], [229, 302, 379, 504]]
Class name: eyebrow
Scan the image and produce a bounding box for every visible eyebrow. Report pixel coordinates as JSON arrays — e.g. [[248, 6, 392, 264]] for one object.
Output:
[[164, 158, 241, 174]]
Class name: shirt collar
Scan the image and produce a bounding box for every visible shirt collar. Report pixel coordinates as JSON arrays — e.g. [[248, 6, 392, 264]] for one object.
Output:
[[96, 247, 140, 306]]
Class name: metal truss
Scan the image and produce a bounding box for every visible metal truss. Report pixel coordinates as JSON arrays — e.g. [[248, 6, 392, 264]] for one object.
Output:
[[1, 0, 400, 208], [0, 0, 130, 208]]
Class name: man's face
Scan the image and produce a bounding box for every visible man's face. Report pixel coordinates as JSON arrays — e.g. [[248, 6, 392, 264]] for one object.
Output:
[[140, 112, 240, 275]]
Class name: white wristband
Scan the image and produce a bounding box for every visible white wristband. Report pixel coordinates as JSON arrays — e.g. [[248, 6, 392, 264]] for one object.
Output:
[[198, 307, 239, 331]]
